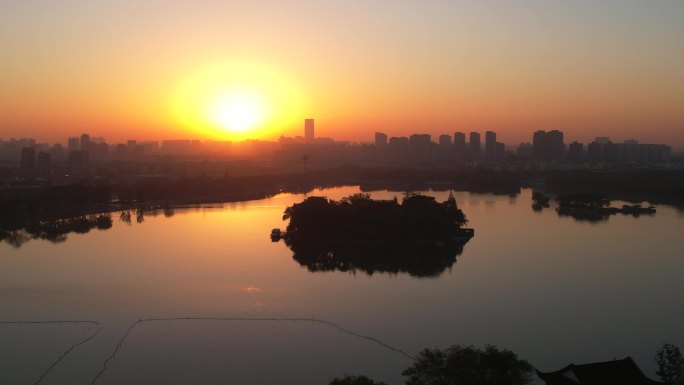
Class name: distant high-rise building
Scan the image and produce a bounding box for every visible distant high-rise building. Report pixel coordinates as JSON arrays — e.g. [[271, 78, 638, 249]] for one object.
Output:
[[437, 134, 452, 161], [568, 141, 584, 161], [304, 119, 315, 142], [548, 130, 564, 160], [20, 147, 36, 178], [114, 143, 127, 158], [587, 141, 603, 161], [68, 137, 79, 151], [517, 142, 533, 159], [80, 133, 90, 153], [622, 139, 639, 161], [438, 134, 452, 147], [469, 132, 481, 160], [37, 151, 53, 180], [51, 143, 64, 161], [533, 130, 564, 161], [495, 142, 505, 161], [409, 134, 432, 163], [375, 132, 388, 147], [485, 131, 496, 161], [68, 150, 89, 178], [453, 132, 466, 161], [388, 136, 410, 162]]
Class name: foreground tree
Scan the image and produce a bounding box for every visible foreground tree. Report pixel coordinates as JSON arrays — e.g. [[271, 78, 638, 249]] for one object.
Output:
[[402, 345, 533, 385], [656, 343, 684, 385]]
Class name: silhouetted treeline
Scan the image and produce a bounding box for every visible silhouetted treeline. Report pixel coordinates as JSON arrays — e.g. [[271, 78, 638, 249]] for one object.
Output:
[[0, 214, 112, 248], [282, 193, 472, 277], [0, 183, 112, 224], [284, 193, 469, 241], [540, 169, 684, 208], [553, 193, 656, 223], [358, 167, 521, 195], [2, 166, 683, 227]]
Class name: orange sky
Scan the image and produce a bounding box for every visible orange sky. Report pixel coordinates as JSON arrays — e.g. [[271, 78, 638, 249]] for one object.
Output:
[[1, 1, 683, 147]]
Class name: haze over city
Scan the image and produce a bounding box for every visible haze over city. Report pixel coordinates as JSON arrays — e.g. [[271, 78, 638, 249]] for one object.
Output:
[[2, 2, 684, 385], [2, 1, 683, 146]]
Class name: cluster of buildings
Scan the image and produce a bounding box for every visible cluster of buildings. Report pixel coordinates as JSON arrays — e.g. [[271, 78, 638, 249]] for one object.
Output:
[[374, 130, 507, 163], [372, 129, 672, 164], [518, 131, 672, 163], [0, 120, 678, 184]]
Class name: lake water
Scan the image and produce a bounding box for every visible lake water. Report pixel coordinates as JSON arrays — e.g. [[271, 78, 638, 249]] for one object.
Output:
[[1, 187, 683, 385]]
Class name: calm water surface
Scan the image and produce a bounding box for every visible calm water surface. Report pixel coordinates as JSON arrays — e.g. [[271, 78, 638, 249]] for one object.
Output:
[[1, 187, 683, 384]]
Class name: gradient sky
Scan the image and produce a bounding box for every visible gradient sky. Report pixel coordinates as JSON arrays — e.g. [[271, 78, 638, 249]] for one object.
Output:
[[1, 0, 683, 146]]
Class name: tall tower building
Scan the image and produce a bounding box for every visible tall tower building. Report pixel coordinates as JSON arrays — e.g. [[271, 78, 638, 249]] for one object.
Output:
[[304, 119, 315, 142], [533, 130, 564, 161], [375, 132, 388, 146], [80, 133, 90, 153], [37, 151, 53, 180], [20, 147, 36, 179], [469, 132, 481, 160], [453, 132, 466, 161], [68, 137, 79, 151], [485, 131, 497, 161]]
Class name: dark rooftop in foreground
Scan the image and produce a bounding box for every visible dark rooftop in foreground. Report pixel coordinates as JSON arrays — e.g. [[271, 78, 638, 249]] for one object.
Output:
[[537, 357, 664, 385]]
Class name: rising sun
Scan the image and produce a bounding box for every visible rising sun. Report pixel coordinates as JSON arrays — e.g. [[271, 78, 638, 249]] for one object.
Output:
[[170, 59, 308, 140], [208, 90, 265, 134]]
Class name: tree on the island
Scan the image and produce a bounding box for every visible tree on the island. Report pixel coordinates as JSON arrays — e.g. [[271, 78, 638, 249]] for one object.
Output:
[[402, 345, 533, 385], [656, 343, 684, 385], [329, 375, 387, 385]]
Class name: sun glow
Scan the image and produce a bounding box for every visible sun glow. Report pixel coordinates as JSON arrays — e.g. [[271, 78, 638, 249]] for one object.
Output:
[[208, 90, 265, 134], [170, 60, 307, 140]]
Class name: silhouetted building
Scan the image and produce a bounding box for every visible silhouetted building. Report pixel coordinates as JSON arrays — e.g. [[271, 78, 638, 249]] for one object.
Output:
[[517, 142, 533, 159], [603, 141, 619, 161], [37, 151, 53, 180], [20, 147, 36, 178], [439, 134, 452, 147], [568, 141, 584, 161], [68, 137, 79, 151], [469, 132, 481, 161], [495, 142, 505, 161], [437, 134, 452, 161], [622, 139, 639, 161], [388, 136, 409, 162], [127, 140, 137, 155], [375, 132, 388, 147], [594, 136, 611, 145], [304, 119, 315, 143], [587, 141, 603, 161], [409, 134, 432, 163], [533, 130, 564, 161], [537, 357, 663, 385], [68, 150, 89, 178], [485, 131, 496, 161], [114, 143, 127, 158], [80, 133, 90, 153], [453, 132, 466, 161]]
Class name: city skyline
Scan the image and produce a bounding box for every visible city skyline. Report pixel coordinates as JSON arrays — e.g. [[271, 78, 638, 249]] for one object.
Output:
[[2, 1, 683, 146]]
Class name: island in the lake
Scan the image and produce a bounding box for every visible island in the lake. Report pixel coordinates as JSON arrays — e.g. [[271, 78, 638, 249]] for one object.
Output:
[[280, 193, 474, 277]]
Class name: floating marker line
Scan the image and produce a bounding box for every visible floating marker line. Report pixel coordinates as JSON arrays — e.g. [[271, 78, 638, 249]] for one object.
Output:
[[0, 320, 101, 385], [90, 316, 415, 385]]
